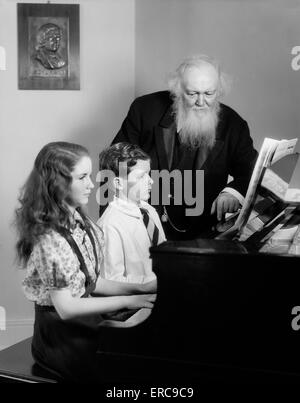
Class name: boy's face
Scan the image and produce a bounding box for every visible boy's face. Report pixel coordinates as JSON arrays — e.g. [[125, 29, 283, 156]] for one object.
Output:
[[125, 159, 153, 204]]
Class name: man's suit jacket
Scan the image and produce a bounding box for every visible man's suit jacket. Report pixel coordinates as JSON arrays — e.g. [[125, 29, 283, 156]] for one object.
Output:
[[113, 91, 257, 239]]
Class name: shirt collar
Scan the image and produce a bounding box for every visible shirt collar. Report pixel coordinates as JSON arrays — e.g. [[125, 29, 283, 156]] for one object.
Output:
[[70, 209, 85, 232], [111, 196, 149, 218]]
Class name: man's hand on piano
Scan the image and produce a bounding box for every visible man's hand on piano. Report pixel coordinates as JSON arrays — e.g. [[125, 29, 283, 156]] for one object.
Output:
[[126, 294, 157, 310], [211, 192, 240, 221]]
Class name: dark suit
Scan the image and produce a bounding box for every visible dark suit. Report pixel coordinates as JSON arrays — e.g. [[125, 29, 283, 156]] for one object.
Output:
[[113, 91, 257, 240]]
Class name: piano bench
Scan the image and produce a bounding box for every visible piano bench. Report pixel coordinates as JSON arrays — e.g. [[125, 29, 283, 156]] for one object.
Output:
[[0, 337, 58, 383]]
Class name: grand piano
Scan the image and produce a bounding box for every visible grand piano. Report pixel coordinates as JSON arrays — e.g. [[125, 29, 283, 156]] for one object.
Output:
[[97, 237, 300, 384]]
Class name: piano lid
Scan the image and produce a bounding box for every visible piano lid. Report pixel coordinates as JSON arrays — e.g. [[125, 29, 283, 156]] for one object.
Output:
[[150, 238, 248, 257]]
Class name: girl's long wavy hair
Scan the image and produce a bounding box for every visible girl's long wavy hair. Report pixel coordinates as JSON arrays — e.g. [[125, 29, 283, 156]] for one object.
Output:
[[15, 141, 97, 264]]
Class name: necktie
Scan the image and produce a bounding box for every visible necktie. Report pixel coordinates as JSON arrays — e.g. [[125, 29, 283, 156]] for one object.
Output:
[[140, 208, 160, 246]]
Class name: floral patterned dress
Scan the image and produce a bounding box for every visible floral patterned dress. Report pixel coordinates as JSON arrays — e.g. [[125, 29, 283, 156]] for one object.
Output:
[[23, 211, 103, 305], [23, 211, 104, 381]]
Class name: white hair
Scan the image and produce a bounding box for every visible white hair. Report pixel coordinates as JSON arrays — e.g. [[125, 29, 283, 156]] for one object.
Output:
[[167, 54, 231, 99]]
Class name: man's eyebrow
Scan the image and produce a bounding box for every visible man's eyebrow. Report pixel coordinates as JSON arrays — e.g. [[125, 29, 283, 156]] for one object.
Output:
[[186, 88, 216, 92]]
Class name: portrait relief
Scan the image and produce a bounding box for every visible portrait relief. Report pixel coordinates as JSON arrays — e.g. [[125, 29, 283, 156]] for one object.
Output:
[[18, 4, 79, 90], [29, 17, 69, 78], [29, 17, 68, 78], [34, 23, 66, 70]]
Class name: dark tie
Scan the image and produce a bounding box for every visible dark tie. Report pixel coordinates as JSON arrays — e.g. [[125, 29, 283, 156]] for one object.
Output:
[[140, 208, 160, 246]]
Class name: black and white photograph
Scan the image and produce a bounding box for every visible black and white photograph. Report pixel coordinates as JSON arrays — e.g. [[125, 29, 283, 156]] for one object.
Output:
[[1, 0, 300, 391]]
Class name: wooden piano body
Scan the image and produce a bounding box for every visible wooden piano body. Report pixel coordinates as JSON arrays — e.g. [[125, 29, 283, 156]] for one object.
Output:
[[97, 239, 300, 383]]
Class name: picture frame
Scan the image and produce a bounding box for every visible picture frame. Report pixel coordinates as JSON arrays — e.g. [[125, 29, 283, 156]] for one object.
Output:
[[18, 3, 80, 90]]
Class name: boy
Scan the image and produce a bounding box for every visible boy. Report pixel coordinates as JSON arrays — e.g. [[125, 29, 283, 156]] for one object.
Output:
[[97, 143, 166, 289]]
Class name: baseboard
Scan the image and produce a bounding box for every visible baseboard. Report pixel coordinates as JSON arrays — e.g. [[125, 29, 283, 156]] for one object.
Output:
[[0, 319, 34, 351]]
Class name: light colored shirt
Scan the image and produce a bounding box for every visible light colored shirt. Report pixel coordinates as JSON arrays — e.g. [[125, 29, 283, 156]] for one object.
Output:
[[22, 211, 103, 306], [97, 197, 166, 283]]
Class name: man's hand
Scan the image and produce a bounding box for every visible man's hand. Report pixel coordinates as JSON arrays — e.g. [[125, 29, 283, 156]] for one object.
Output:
[[211, 192, 240, 221]]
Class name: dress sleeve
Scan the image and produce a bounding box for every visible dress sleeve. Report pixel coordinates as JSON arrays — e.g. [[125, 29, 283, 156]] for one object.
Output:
[[33, 232, 79, 290]]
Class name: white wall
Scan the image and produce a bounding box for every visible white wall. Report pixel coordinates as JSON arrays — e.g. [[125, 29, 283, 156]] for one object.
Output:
[[1, 0, 300, 351], [0, 0, 135, 349], [135, 0, 300, 186]]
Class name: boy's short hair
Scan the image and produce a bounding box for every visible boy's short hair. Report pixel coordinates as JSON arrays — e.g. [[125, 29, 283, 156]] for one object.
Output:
[[99, 142, 150, 176]]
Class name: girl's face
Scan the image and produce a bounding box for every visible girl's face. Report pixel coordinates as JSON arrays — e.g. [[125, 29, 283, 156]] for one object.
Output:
[[68, 156, 94, 209]]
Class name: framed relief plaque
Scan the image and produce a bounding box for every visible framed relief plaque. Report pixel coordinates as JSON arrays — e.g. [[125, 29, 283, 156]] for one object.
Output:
[[18, 3, 80, 90]]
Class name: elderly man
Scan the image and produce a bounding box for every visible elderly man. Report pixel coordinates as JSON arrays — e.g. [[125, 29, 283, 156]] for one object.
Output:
[[112, 55, 257, 240]]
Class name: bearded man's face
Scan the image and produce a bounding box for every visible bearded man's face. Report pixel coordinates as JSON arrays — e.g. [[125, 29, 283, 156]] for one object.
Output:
[[174, 64, 220, 149]]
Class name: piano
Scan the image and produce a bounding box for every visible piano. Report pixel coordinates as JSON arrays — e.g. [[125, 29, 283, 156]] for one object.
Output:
[[97, 238, 300, 384], [96, 139, 300, 384]]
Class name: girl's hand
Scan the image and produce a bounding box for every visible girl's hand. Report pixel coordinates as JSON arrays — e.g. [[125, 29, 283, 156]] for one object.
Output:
[[140, 279, 157, 293], [126, 293, 157, 309]]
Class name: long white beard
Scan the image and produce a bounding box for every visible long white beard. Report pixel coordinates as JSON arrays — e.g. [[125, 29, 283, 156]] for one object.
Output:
[[174, 98, 220, 149]]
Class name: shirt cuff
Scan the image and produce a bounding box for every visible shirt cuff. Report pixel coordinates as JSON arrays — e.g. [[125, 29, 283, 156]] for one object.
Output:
[[222, 187, 245, 206]]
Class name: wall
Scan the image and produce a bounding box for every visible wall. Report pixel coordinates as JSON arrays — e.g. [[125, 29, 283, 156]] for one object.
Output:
[[1, 0, 300, 351], [135, 0, 300, 186], [0, 0, 135, 349]]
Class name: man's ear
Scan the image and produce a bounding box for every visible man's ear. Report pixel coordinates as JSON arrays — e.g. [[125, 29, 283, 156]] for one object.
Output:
[[113, 176, 124, 191]]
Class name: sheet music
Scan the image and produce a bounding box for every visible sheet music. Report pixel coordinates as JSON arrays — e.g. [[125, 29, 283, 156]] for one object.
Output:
[[216, 137, 298, 241], [234, 138, 280, 231], [285, 188, 300, 204], [288, 225, 300, 255], [271, 138, 298, 164], [261, 169, 288, 200]]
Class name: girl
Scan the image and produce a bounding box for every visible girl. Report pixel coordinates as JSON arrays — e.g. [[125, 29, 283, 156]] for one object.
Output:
[[15, 142, 155, 382]]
